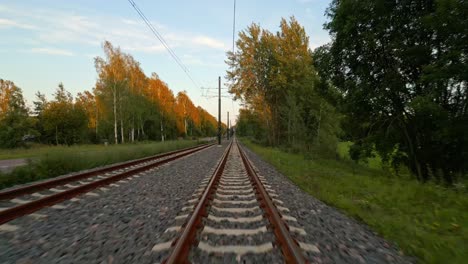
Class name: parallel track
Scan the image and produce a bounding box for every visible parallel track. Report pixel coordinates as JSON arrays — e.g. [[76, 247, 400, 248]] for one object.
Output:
[[0, 143, 214, 225], [163, 139, 307, 263]]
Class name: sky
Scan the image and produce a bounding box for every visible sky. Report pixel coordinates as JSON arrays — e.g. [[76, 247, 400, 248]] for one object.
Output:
[[0, 0, 332, 125]]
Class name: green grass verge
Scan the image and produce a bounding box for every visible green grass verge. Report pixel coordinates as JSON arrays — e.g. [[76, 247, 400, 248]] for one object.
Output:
[[0, 140, 201, 190], [241, 138, 468, 264], [337, 141, 383, 170]]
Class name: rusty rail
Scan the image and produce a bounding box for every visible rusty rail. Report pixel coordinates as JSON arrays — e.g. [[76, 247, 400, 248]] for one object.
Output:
[[164, 140, 307, 263], [0, 143, 213, 200], [0, 143, 214, 225], [238, 142, 307, 264], [165, 141, 233, 264]]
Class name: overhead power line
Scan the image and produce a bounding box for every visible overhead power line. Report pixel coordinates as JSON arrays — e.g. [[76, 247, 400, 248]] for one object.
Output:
[[232, 0, 236, 53], [127, 0, 200, 89]]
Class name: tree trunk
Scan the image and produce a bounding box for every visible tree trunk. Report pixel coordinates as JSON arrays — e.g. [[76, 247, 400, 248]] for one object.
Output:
[[95, 103, 99, 137], [131, 117, 135, 142], [402, 121, 423, 181], [113, 87, 118, 144], [288, 111, 291, 145], [120, 119, 125, 144], [55, 126, 59, 145], [317, 101, 323, 147], [160, 117, 165, 142], [120, 97, 125, 144]]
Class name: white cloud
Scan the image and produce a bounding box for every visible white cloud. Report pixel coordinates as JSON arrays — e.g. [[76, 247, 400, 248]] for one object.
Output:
[[0, 18, 36, 30], [121, 18, 138, 25], [29, 47, 74, 56], [1, 5, 228, 55], [192, 36, 226, 50], [182, 54, 224, 67], [125, 44, 166, 54]]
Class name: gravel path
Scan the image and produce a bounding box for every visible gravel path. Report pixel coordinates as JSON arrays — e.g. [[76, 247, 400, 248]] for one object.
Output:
[[0, 159, 28, 173], [0, 143, 228, 264], [240, 143, 414, 264]]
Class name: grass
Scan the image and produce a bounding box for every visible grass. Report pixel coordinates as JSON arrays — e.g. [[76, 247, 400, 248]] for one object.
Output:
[[0, 140, 201, 190], [337, 141, 383, 170], [241, 138, 468, 264]]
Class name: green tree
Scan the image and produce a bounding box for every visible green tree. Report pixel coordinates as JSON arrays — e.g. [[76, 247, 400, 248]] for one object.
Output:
[[0, 79, 35, 148], [42, 83, 88, 145], [227, 17, 341, 152], [32, 91, 48, 143], [324, 0, 467, 183]]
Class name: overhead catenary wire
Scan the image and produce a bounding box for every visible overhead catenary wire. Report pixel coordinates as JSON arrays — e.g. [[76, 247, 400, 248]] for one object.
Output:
[[203, 0, 237, 100], [231, 0, 237, 124], [127, 0, 200, 89], [232, 0, 236, 53]]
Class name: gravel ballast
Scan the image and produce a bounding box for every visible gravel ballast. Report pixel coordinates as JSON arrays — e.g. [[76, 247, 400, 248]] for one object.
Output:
[[189, 143, 284, 264], [1, 140, 415, 263], [0, 143, 227, 264]]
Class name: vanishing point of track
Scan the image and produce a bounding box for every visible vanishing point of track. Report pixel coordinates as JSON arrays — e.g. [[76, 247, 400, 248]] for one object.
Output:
[[160, 139, 309, 263]]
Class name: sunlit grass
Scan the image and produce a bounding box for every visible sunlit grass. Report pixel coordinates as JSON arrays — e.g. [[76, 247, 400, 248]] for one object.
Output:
[[242, 138, 468, 263]]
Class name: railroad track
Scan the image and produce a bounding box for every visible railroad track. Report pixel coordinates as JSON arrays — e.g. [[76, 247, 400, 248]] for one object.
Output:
[[0, 143, 214, 226], [153, 139, 315, 263]]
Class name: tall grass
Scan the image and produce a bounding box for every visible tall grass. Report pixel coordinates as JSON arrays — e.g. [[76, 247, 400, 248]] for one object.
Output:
[[0, 140, 200, 189], [241, 138, 468, 263]]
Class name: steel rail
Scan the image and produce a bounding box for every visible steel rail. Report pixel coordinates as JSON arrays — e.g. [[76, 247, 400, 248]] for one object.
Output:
[[0, 143, 213, 200], [165, 141, 233, 264], [237, 141, 307, 264], [0, 143, 214, 225], [164, 139, 307, 263]]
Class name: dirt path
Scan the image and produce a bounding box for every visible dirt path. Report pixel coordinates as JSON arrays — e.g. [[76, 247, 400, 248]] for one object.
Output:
[[0, 159, 28, 173]]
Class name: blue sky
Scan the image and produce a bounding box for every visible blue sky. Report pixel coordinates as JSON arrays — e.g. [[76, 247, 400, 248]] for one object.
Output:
[[0, 0, 332, 124]]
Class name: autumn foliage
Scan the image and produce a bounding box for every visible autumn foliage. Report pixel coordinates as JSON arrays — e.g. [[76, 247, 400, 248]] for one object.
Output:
[[0, 41, 218, 147]]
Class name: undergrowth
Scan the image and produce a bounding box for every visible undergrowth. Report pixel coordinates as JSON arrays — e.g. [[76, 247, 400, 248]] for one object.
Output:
[[241, 138, 468, 264]]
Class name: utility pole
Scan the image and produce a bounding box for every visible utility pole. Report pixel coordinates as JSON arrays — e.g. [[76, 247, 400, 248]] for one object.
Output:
[[218, 76, 221, 145], [227, 111, 230, 140]]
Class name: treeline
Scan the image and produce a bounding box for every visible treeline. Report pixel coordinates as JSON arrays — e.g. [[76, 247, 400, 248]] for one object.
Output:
[[0, 41, 219, 147], [227, 18, 341, 157], [230, 0, 467, 185]]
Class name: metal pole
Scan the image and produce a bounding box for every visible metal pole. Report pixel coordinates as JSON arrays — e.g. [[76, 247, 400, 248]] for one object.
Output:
[[227, 111, 230, 140], [218, 76, 221, 145]]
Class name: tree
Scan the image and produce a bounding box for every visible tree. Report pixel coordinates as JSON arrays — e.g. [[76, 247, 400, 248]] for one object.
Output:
[[227, 17, 341, 152], [33, 92, 47, 116], [32, 91, 48, 143], [76, 90, 98, 142], [92, 41, 219, 143], [147, 73, 177, 141], [324, 0, 467, 183], [42, 84, 88, 145], [0, 79, 35, 148], [175, 91, 194, 137], [94, 41, 127, 144]]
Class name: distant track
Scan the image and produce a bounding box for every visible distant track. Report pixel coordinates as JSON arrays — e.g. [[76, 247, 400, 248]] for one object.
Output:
[[0, 143, 214, 225], [160, 139, 308, 263]]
